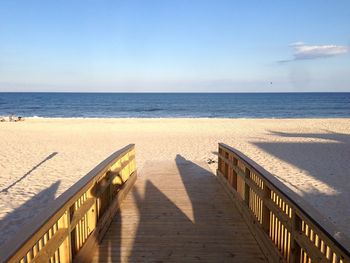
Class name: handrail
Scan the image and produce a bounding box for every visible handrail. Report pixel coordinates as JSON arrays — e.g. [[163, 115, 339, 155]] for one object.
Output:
[[0, 144, 137, 263], [217, 143, 350, 263]]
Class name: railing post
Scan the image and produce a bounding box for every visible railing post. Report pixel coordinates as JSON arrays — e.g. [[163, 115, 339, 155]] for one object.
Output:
[[218, 149, 221, 173], [244, 167, 250, 206], [58, 211, 72, 263], [87, 190, 97, 238], [262, 184, 271, 234], [290, 211, 302, 263], [224, 163, 228, 179]]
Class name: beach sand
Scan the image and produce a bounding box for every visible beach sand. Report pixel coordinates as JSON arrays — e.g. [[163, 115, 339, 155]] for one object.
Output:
[[1, 118, 350, 245]]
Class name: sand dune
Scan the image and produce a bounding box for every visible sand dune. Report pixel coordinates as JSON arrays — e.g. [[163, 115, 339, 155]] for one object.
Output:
[[0, 118, 350, 245]]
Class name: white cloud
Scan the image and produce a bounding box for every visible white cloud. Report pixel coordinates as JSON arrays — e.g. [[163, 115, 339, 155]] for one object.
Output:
[[280, 42, 348, 62]]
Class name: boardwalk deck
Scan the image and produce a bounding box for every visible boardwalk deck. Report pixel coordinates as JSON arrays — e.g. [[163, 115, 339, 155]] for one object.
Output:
[[92, 155, 267, 263]]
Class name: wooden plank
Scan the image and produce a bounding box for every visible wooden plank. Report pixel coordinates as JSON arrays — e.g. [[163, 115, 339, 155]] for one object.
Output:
[[245, 176, 265, 197], [71, 198, 95, 228], [290, 212, 302, 263], [294, 231, 330, 263], [264, 199, 292, 231], [32, 229, 68, 263], [93, 160, 268, 263], [262, 185, 271, 234]]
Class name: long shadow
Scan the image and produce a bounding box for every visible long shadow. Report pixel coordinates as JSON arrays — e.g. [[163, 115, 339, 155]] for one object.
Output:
[[0, 152, 58, 193], [173, 155, 266, 262], [95, 212, 121, 263], [0, 181, 60, 246], [174, 155, 225, 224], [268, 130, 350, 143], [128, 180, 195, 261], [96, 156, 266, 262], [253, 130, 350, 233]]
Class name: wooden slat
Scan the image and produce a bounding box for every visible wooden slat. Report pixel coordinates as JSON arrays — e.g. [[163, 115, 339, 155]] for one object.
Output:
[[294, 231, 329, 263], [71, 198, 95, 228], [264, 199, 292, 231], [32, 229, 68, 263]]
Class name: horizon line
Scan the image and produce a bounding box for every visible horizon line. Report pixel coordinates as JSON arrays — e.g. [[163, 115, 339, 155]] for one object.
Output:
[[1, 91, 350, 94]]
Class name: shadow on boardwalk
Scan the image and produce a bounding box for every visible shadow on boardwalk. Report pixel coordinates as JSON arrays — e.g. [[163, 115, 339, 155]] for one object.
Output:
[[95, 155, 266, 262]]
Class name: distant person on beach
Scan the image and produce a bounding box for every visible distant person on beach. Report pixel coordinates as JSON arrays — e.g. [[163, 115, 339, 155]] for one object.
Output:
[[1, 115, 25, 122]]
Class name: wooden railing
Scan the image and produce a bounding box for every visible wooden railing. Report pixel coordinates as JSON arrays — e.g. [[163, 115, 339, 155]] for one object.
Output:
[[217, 143, 350, 263], [0, 144, 137, 263]]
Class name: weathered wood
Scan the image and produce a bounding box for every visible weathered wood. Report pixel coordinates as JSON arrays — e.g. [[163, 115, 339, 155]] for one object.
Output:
[[218, 143, 350, 263]]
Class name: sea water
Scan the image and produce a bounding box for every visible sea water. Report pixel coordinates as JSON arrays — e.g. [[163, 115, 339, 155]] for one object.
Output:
[[0, 92, 350, 118]]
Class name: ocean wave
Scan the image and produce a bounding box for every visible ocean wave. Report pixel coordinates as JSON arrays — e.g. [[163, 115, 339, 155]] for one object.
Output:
[[26, 106, 41, 110], [27, 115, 45, 119]]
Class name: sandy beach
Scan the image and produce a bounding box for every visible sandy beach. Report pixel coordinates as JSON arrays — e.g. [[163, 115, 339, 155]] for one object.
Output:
[[1, 118, 350, 245]]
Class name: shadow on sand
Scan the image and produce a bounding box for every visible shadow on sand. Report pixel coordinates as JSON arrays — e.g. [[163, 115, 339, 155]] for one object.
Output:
[[0, 152, 59, 246], [0, 181, 60, 246], [252, 130, 350, 227], [0, 152, 58, 193]]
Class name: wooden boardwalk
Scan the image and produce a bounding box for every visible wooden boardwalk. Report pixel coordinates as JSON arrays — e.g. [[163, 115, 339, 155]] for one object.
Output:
[[92, 155, 267, 263], [3, 145, 349, 263]]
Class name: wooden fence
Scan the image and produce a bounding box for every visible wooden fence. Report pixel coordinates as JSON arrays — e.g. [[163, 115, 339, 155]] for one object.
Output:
[[0, 144, 136, 263], [217, 143, 350, 263]]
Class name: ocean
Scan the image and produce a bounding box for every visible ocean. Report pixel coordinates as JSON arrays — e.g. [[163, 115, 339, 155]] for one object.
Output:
[[0, 92, 350, 118]]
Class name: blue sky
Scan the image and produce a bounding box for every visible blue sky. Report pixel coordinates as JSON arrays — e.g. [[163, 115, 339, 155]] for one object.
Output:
[[0, 0, 349, 92]]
